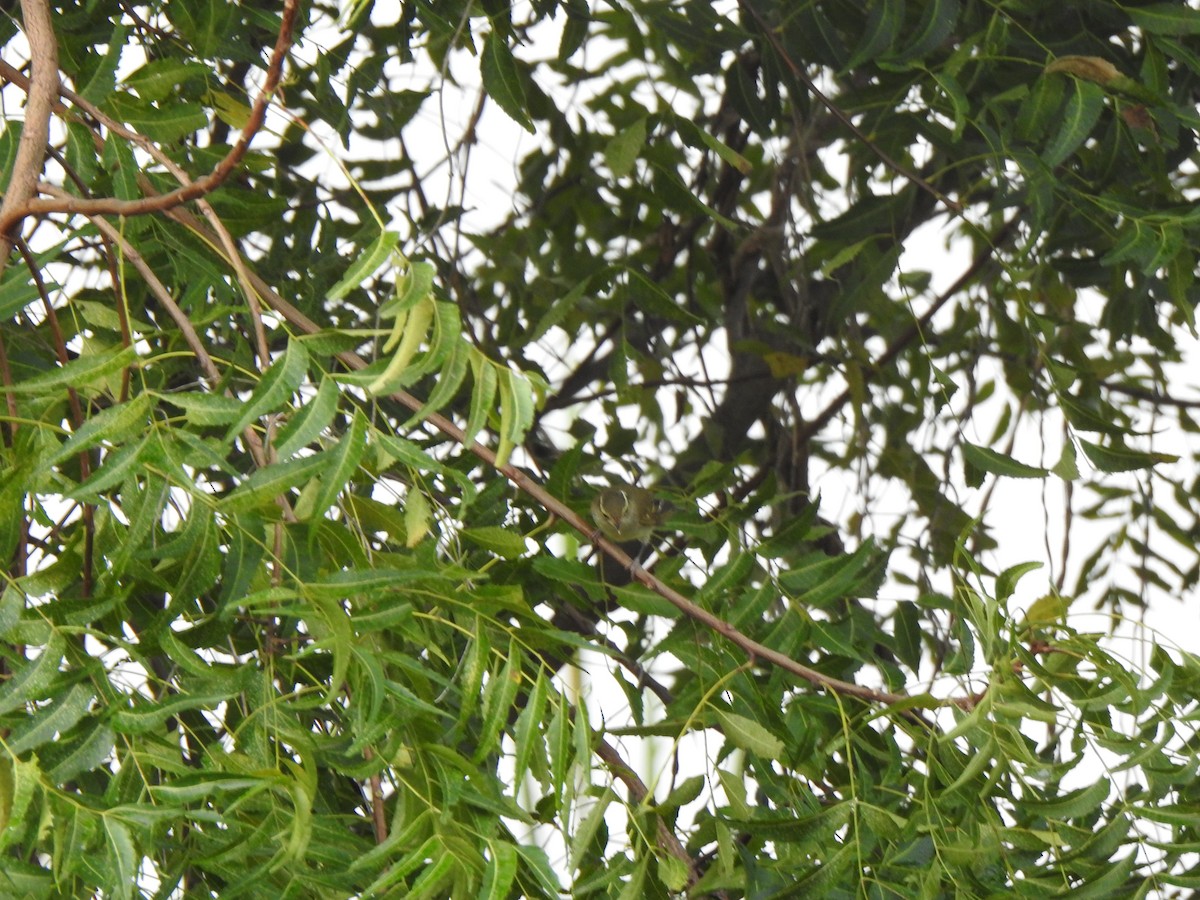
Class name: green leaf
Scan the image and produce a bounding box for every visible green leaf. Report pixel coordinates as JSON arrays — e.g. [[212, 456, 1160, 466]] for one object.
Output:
[[404, 486, 432, 547], [6, 346, 137, 395], [328, 230, 400, 303], [79, 23, 127, 104], [995, 561, 1042, 602], [104, 93, 209, 143], [779, 539, 886, 608], [1128, 3, 1200, 35], [0, 269, 41, 320], [160, 390, 245, 426], [1022, 777, 1109, 819], [713, 710, 785, 758], [480, 840, 519, 900], [171, 506, 221, 604], [847, 0, 906, 70], [495, 368, 536, 468], [885, 0, 960, 66], [1052, 439, 1080, 480], [462, 526, 527, 560], [273, 376, 339, 459], [8, 682, 94, 754], [482, 30, 534, 133], [111, 473, 171, 574], [0, 633, 66, 715], [569, 789, 615, 872], [962, 442, 1049, 480], [43, 392, 154, 469], [308, 567, 435, 600], [306, 407, 367, 517], [379, 259, 435, 318], [1078, 439, 1177, 473], [403, 305, 468, 424], [225, 339, 310, 441], [464, 352, 498, 448], [1042, 78, 1105, 166], [604, 118, 646, 179], [221, 453, 327, 512], [48, 724, 116, 783], [122, 59, 210, 103], [112, 689, 234, 734], [512, 672, 547, 784]]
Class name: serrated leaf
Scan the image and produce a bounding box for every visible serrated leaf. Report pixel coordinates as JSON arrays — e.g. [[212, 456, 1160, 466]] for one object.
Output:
[[172, 507, 221, 604], [48, 724, 116, 783], [221, 453, 327, 512], [464, 353, 498, 448], [495, 368, 536, 468], [404, 486, 431, 547], [604, 118, 646, 179], [379, 259, 436, 318], [308, 408, 367, 516], [366, 295, 433, 396], [995, 561, 1042, 602], [0, 633, 66, 715], [6, 346, 137, 395], [160, 391, 245, 426], [1052, 439, 1080, 480], [512, 673, 547, 784], [886, 0, 959, 66], [1078, 439, 1177, 473], [273, 376, 339, 459], [714, 710, 785, 758], [1042, 78, 1105, 167], [104, 93, 209, 142], [403, 305, 467, 425], [482, 31, 534, 133], [8, 682, 94, 754], [480, 841, 519, 900], [846, 0, 906, 70], [962, 442, 1049, 479], [43, 392, 153, 469], [1024, 592, 1071, 627], [462, 526, 527, 560], [308, 567, 435, 600], [1128, 3, 1200, 35], [779, 539, 886, 608], [225, 340, 310, 440], [327, 230, 400, 303]]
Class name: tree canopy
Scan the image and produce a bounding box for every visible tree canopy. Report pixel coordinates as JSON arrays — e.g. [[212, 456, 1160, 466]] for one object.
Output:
[[3, 0, 1200, 896]]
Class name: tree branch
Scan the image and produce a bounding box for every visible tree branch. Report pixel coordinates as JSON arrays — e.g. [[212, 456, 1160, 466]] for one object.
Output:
[[0, 0, 59, 278], [0, 0, 298, 232]]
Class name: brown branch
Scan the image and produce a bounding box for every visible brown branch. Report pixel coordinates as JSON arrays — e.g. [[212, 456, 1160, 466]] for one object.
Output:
[[0, 0, 60, 278], [594, 733, 700, 890], [0, 0, 298, 232], [143, 202, 936, 717]]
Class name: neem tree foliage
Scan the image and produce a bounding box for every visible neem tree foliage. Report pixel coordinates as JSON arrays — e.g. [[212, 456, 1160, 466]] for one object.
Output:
[[3, 0, 1200, 896]]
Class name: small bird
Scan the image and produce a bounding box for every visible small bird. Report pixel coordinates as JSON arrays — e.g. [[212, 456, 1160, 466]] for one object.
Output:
[[590, 483, 673, 544]]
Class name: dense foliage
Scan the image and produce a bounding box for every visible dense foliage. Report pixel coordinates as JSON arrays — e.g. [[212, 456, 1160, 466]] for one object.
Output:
[[3, 0, 1200, 896]]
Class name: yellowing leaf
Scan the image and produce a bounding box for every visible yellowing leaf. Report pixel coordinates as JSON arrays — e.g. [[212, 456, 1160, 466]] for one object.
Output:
[[404, 487, 431, 547]]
